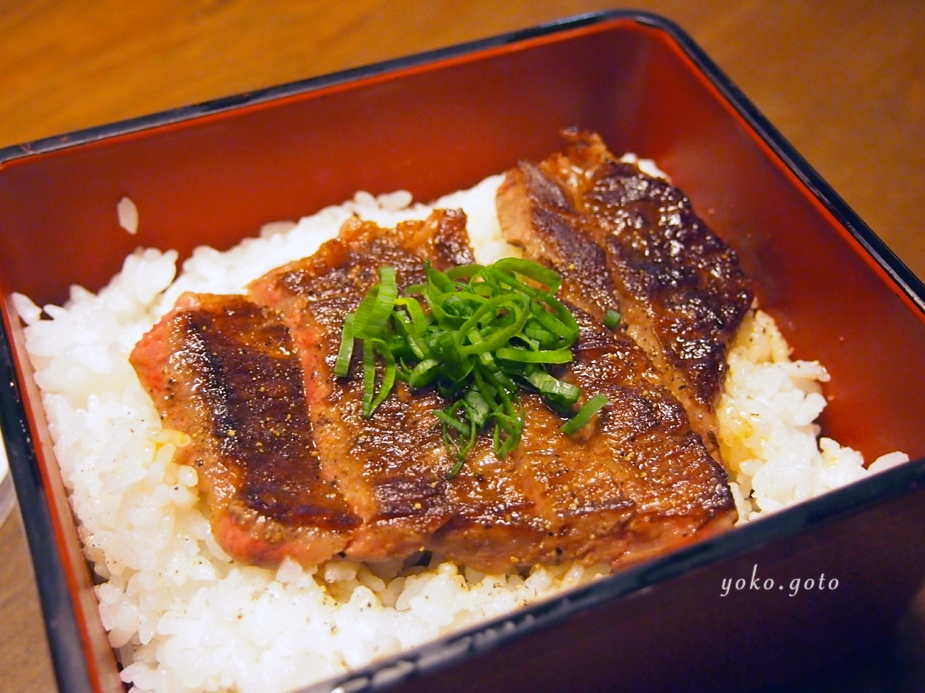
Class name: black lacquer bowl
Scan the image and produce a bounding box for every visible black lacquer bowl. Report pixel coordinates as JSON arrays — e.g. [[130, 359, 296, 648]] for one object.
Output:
[[2, 10, 924, 693]]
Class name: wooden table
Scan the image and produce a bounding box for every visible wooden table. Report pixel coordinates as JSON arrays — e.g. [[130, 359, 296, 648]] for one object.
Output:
[[1, 2, 923, 691]]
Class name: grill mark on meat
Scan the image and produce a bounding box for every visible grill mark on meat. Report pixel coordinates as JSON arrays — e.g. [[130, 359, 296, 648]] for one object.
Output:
[[427, 437, 550, 573], [130, 293, 359, 567], [497, 161, 620, 320], [498, 130, 754, 457]]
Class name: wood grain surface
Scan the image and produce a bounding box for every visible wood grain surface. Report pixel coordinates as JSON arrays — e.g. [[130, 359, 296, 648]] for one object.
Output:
[[1, 1, 923, 692]]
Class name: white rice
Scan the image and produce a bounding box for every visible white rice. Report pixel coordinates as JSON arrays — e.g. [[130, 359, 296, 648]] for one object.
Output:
[[117, 196, 140, 235], [13, 172, 907, 693]]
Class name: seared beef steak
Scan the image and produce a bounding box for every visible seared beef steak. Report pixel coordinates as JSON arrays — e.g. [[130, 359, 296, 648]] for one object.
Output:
[[249, 210, 519, 566], [130, 292, 360, 567], [131, 135, 745, 575], [498, 130, 754, 456]]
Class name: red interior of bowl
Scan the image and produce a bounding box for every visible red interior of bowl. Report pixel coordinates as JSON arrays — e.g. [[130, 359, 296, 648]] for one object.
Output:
[[2, 14, 924, 693]]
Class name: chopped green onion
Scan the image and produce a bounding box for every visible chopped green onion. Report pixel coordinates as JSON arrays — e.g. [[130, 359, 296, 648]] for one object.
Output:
[[334, 313, 356, 378], [337, 258, 609, 474], [604, 309, 622, 329], [352, 266, 397, 339], [561, 394, 609, 435], [407, 358, 439, 389], [492, 257, 562, 294], [361, 340, 377, 414], [496, 346, 574, 364], [524, 371, 581, 408]]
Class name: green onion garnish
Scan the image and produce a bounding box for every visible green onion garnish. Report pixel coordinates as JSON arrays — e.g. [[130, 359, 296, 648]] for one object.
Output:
[[338, 259, 609, 475], [604, 309, 622, 330], [560, 394, 610, 435]]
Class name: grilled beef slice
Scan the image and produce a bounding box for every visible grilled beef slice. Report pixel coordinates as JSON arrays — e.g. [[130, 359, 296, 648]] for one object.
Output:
[[130, 292, 360, 567], [511, 311, 734, 567], [248, 210, 552, 571], [497, 130, 754, 456]]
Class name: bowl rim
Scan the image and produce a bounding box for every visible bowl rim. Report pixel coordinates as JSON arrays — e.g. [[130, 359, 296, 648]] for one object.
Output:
[[2, 8, 922, 313], [2, 9, 925, 693]]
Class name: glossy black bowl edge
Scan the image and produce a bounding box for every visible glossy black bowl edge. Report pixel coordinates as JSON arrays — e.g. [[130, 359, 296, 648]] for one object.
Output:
[[0, 320, 95, 693]]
